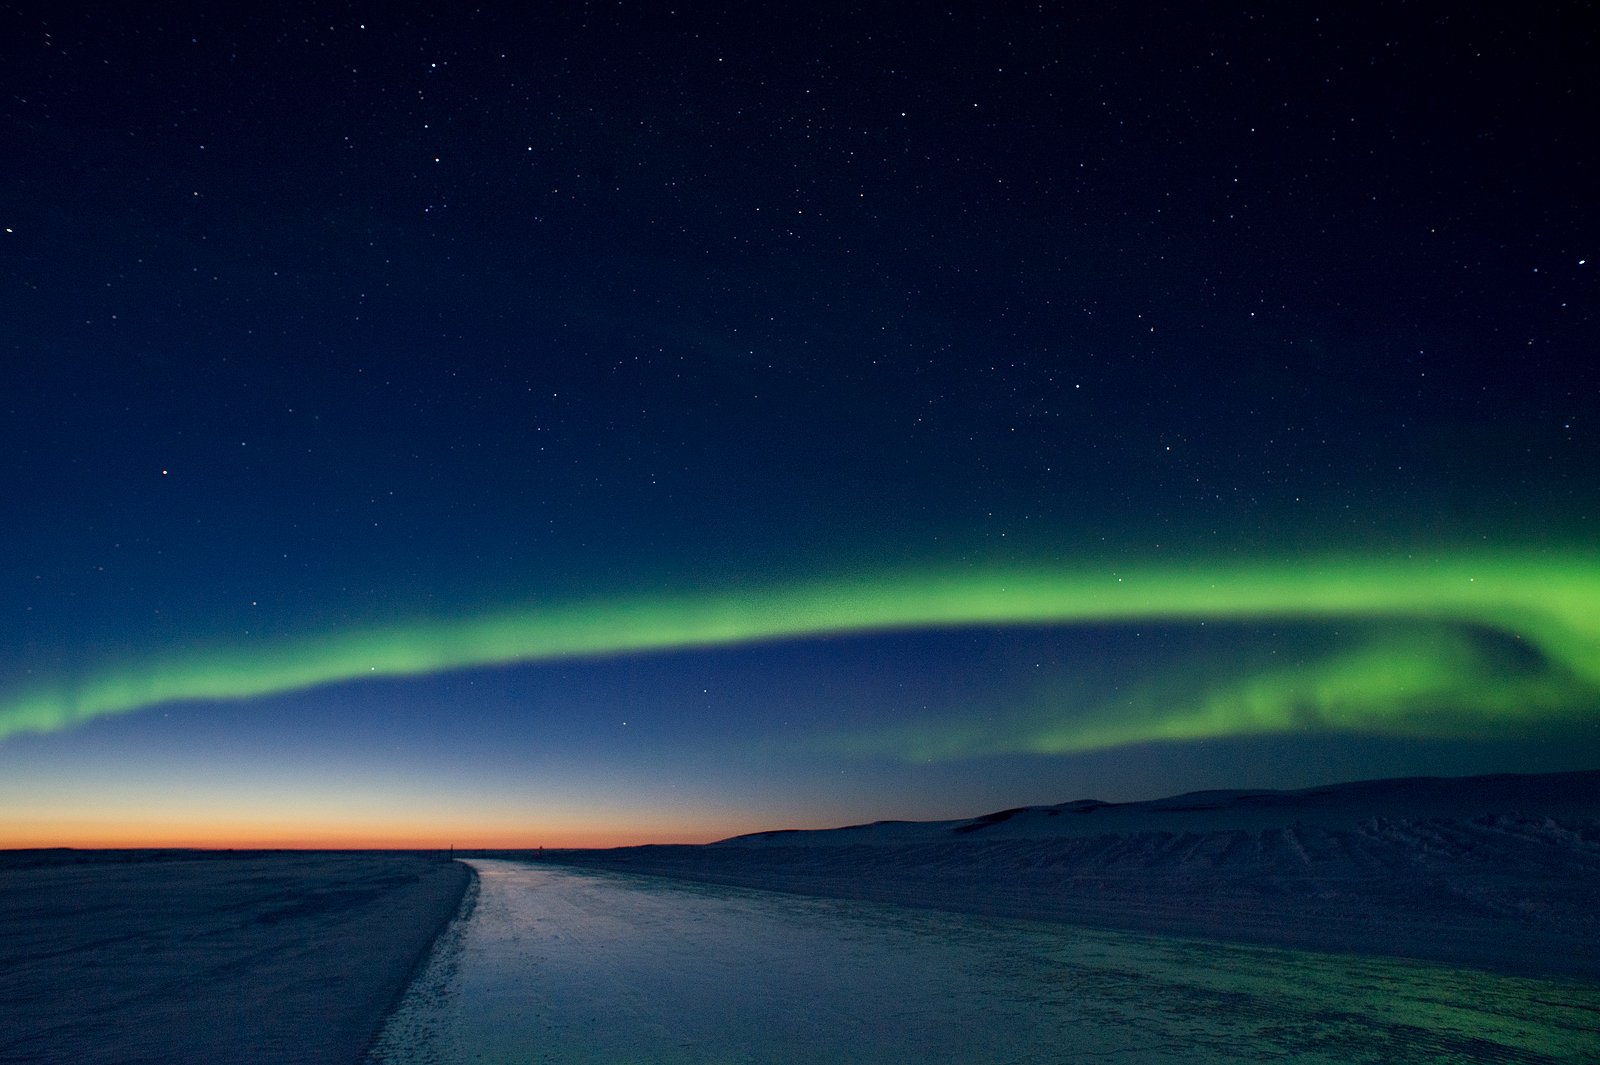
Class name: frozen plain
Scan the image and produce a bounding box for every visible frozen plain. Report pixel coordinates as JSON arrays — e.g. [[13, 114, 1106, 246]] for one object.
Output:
[[369, 859, 1600, 1065], [0, 852, 467, 1065]]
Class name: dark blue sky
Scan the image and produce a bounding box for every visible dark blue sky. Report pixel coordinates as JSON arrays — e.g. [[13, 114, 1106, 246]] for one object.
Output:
[[2, 2, 1595, 845]]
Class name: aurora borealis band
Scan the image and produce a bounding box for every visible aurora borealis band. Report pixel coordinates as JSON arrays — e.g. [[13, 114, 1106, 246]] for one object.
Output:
[[4, 3, 1596, 847], [6, 550, 1598, 752]]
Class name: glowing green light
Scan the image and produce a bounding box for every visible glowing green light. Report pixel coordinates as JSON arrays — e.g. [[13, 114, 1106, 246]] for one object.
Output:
[[2, 550, 1598, 749], [858, 618, 1599, 761]]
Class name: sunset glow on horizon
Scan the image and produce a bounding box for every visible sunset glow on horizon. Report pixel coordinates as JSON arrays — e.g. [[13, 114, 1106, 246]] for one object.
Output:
[[0, 800, 770, 851]]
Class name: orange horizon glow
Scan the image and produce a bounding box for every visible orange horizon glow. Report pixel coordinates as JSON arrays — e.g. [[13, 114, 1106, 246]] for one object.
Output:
[[1, 786, 797, 851], [0, 828, 726, 850], [0, 816, 752, 851]]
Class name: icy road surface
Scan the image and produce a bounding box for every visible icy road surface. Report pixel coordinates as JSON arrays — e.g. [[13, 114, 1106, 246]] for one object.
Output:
[[368, 859, 1598, 1064]]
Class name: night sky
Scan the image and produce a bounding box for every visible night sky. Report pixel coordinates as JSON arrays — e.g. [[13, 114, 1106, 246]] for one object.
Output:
[[3, 3, 1596, 847]]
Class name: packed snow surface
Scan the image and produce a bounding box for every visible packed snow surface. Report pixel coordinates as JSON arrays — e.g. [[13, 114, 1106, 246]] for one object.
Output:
[[371, 859, 1599, 1064]]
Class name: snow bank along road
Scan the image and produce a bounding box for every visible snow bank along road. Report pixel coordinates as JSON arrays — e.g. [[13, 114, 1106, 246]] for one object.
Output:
[[0, 851, 468, 1065]]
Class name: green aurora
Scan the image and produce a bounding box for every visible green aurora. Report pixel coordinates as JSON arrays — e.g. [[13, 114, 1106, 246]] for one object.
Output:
[[4, 549, 1599, 755], [842, 619, 1600, 762]]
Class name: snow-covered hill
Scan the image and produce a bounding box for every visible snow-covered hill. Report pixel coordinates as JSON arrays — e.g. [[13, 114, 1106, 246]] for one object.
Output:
[[548, 770, 1600, 979]]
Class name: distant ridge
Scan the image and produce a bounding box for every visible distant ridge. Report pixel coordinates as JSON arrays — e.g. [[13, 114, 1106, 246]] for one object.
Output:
[[714, 769, 1600, 845]]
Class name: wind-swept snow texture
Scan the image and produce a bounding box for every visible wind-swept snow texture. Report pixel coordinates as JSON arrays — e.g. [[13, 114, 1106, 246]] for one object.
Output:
[[550, 771, 1600, 979], [0, 852, 468, 1065], [370, 860, 1599, 1065]]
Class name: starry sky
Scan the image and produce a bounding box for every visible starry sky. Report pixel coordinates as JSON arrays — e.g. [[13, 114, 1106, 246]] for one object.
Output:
[[2, 2, 1596, 847]]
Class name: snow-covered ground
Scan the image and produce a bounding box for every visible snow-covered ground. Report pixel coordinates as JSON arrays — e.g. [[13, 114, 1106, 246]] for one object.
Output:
[[370, 859, 1600, 1065], [0, 852, 466, 1065]]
